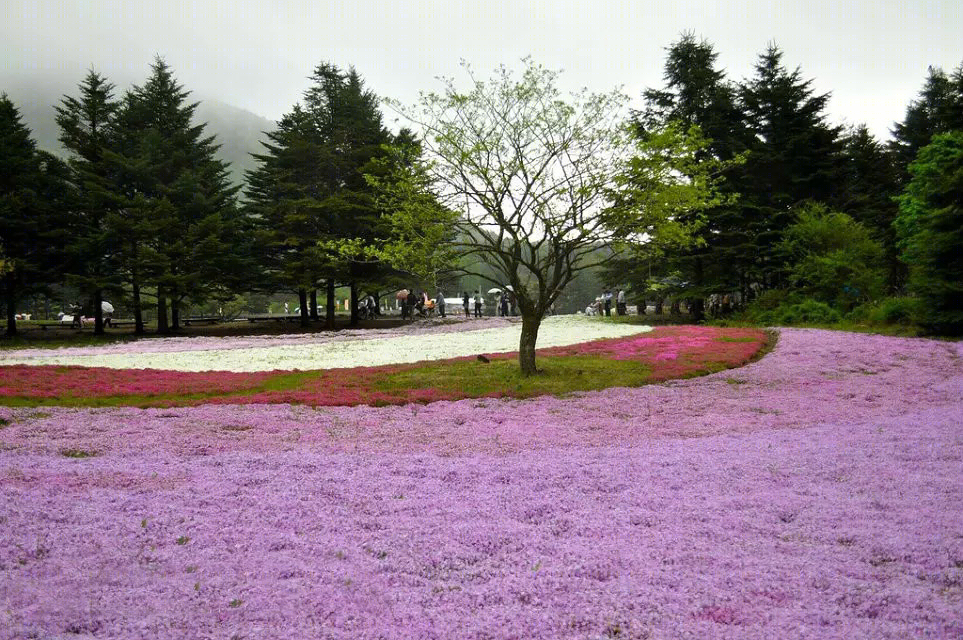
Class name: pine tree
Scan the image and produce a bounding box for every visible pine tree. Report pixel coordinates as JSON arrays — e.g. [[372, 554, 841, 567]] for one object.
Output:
[[55, 70, 121, 334], [634, 34, 753, 320], [109, 58, 240, 333], [0, 95, 67, 335], [246, 105, 333, 327], [304, 65, 391, 326], [833, 125, 903, 290], [891, 63, 963, 184], [246, 63, 390, 328], [739, 45, 843, 288]]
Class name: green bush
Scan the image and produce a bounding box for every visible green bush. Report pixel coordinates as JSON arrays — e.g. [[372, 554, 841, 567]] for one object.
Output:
[[846, 297, 921, 326], [781, 204, 886, 310], [773, 299, 841, 325], [737, 290, 800, 324]]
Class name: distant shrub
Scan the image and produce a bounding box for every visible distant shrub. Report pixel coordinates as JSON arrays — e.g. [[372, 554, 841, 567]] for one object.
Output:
[[847, 297, 921, 326], [774, 299, 841, 325], [737, 290, 800, 324]]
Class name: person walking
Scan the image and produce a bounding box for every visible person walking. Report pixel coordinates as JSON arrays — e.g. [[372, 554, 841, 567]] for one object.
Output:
[[617, 289, 626, 315], [462, 291, 470, 318], [473, 291, 483, 318], [406, 289, 418, 319], [603, 289, 613, 316], [437, 290, 446, 317]]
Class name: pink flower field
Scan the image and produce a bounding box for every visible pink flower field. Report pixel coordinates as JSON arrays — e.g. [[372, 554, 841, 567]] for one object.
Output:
[[1, 328, 962, 639]]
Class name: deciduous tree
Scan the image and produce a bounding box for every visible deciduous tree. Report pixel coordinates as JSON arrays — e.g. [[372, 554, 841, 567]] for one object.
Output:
[[896, 131, 963, 334]]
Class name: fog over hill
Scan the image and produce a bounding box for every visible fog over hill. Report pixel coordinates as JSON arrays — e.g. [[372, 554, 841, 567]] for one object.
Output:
[[1, 71, 275, 188]]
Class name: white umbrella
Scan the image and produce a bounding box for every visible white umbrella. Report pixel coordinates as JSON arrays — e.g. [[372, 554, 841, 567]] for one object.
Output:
[[101, 301, 114, 313], [487, 288, 502, 294], [504, 285, 514, 291]]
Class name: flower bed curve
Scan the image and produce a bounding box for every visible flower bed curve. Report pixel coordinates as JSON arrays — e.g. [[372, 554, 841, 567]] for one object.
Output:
[[0, 315, 648, 372], [0, 326, 769, 408]]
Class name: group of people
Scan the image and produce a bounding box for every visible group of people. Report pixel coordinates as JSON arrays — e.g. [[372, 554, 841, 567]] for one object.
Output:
[[399, 289, 449, 319], [587, 289, 627, 316], [462, 291, 483, 318], [456, 290, 517, 318]]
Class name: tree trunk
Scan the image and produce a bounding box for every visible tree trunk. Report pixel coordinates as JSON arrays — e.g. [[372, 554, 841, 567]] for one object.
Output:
[[637, 299, 646, 315], [132, 277, 143, 334], [298, 288, 309, 327], [655, 297, 664, 315], [5, 273, 17, 336], [93, 288, 104, 335], [171, 296, 180, 332], [518, 313, 542, 375], [157, 291, 168, 334], [130, 243, 144, 334], [325, 279, 335, 330], [349, 282, 359, 327], [690, 297, 705, 323], [691, 256, 705, 323], [309, 289, 319, 321]]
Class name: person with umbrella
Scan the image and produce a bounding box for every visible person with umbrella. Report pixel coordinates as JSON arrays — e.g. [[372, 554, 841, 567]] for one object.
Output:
[[102, 301, 114, 328], [396, 289, 410, 319]]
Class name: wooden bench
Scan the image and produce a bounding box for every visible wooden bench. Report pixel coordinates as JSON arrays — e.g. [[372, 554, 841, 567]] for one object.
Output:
[[182, 317, 222, 326], [244, 315, 303, 323]]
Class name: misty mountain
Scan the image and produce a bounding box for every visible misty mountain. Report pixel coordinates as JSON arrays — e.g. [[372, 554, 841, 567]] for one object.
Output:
[[1, 73, 275, 188]]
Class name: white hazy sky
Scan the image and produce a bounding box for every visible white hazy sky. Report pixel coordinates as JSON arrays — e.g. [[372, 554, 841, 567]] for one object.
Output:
[[2, 0, 961, 139]]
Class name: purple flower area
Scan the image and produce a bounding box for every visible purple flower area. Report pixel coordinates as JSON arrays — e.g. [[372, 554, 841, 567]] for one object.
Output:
[[1, 329, 961, 639]]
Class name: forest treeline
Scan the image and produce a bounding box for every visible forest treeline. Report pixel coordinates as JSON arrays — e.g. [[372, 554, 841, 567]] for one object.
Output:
[[2, 35, 962, 336], [608, 36, 962, 335]]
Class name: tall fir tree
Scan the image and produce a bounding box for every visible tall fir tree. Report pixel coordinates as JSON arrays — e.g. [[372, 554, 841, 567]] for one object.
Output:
[[55, 70, 121, 334], [109, 58, 240, 333], [739, 44, 843, 288], [890, 62, 963, 184], [0, 95, 68, 335], [246, 104, 333, 327], [304, 65, 391, 326], [629, 33, 753, 319], [246, 63, 390, 328], [833, 125, 903, 290]]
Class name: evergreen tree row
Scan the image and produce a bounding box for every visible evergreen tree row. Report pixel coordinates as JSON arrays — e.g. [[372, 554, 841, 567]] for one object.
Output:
[[1, 58, 410, 336], [2, 44, 962, 335], [608, 33, 963, 332]]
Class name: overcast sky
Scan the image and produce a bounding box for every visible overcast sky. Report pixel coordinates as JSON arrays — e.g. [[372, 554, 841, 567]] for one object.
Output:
[[3, 0, 961, 140]]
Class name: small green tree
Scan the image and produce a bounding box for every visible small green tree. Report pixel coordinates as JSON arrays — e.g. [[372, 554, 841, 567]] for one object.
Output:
[[780, 203, 885, 310], [364, 135, 460, 290], [386, 60, 727, 374], [896, 131, 963, 334]]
